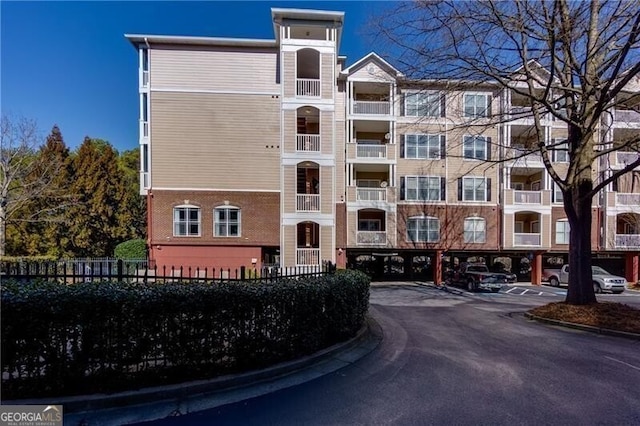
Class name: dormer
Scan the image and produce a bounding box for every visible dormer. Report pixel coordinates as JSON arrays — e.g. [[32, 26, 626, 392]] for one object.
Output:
[[271, 8, 344, 50]]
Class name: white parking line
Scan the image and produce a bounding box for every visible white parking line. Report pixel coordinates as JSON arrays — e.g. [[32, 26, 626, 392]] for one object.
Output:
[[604, 356, 640, 372], [505, 287, 517, 294]]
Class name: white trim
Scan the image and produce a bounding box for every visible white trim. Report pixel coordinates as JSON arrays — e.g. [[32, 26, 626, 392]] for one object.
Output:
[[282, 215, 334, 226], [282, 102, 335, 111], [151, 87, 280, 96], [282, 156, 335, 166], [151, 187, 280, 192]]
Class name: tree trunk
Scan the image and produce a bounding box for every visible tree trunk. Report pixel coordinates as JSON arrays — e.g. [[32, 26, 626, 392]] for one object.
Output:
[[564, 180, 597, 305], [0, 204, 5, 257]]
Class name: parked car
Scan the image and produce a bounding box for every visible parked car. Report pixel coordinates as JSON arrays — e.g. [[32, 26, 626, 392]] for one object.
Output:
[[490, 263, 517, 283], [543, 265, 626, 294], [446, 263, 507, 292]]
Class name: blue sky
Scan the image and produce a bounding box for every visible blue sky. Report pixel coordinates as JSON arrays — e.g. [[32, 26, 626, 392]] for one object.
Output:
[[1, 1, 390, 153]]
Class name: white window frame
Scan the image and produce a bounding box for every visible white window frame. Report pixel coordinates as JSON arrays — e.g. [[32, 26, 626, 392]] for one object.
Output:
[[405, 134, 441, 159], [532, 220, 540, 233], [464, 93, 490, 118], [515, 221, 524, 233], [463, 135, 488, 160], [214, 206, 241, 237], [407, 216, 440, 243], [173, 205, 201, 237], [405, 91, 441, 117], [553, 182, 564, 203], [462, 177, 488, 202], [406, 176, 442, 201], [464, 217, 486, 243], [556, 220, 570, 244], [512, 182, 524, 190], [553, 139, 569, 163]]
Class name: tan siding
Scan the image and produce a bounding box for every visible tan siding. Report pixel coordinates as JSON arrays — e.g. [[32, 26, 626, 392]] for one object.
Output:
[[320, 166, 334, 214], [503, 214, 514, 248], [541, 214, 550, 247], [320, 226, 334, 262], [347, 211, 357, 246], [350, 62, 395, 81], [283, 52, 295, 98], [321, 53, 334, 100], [283, 166, 296, 213], [151, 47, 278, 92], [321, 111, 334, 155], [151, 92, 280, 190], [283, 225, 295, 266], [335, 124, 345, 202], [606, 215, 616, 249], [387, 211, 397, 246], [283, 110, 296, 153]]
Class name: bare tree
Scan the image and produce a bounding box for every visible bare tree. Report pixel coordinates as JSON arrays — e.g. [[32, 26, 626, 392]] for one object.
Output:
[[374, 0, 640, 304]]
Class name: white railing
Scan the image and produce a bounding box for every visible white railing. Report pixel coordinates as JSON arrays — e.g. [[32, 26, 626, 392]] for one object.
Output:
[[296, 78, 320, 97], [616, 151, 640, 166], [615, 234, 640, 248], [513, 233, 541, 246], [509, 106, 532, 117], [142, 70, 149, 87], [356, 144, 387, 158], [614, 109, 640, 123], [514, 190, 542, 204], [356, 188, 386, 201], [296, 248, 320, 265], [140, 172, 149, 189], [353, 101, 391, 115], [140, 120, 149, 138], [357, 231, 387, 245], [616, 193, 640, 206], [296, 194, 320, 211], [296, 134, 321, 152]]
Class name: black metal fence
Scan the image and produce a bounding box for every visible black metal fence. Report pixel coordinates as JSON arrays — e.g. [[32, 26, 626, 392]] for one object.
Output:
[[0, 259, 335, 284]]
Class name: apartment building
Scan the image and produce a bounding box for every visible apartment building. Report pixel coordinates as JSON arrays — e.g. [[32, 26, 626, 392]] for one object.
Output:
[[126, 7, 640, 284]]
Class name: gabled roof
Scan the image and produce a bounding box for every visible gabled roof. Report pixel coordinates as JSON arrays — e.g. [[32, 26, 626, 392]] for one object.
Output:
[[340, 52, 403, 79]]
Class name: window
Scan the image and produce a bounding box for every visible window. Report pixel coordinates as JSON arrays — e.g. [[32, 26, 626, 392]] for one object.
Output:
[[464, 93, 490, 118], [407, 217, 440, 242], [553, 182, 564, 203], [552, 139, 569, 162], [358, 219, 381, 231], [464, 217, 486, 243], [463, 135, 488, 160], [174, 206, 200, 237], [405, 134, 441, 159], [556, 220, 570, 244], [405, 92, 441, 117], [214, 207, 241, 237], [461, 177, 489, 202], [405, 176, 443, 201]]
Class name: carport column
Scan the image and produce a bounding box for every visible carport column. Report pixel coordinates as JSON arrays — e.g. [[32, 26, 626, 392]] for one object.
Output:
[[434, 250, 443, 285], [624, 252, 639, 285], [531, 252, 543, 285]]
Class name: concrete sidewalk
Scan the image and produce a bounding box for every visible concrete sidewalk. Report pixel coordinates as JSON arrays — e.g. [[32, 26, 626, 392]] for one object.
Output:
[[36, 317, 381, 425]]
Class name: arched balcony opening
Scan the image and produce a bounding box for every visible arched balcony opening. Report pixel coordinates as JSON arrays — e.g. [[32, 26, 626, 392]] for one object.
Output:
[[357, 209, 387, 245], [296, 48, 320, 97], [296, 106, 320, 152], [296, 162, 320, 211], [296, 221, 320, 265], [615, 213, 640, 249], [513, 211, 542, 247]]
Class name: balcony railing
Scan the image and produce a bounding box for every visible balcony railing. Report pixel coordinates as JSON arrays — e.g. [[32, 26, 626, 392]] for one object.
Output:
[[509, 106, 532, 117], [357, 231, 387, 245], [296, 134, 320, 152], [614, 109, 640, 123], [356, 188, 387, 202], [616, 151, 640, 167], [356, 144, 387, 158], [296, 194, 320, 212], [353, 101, 391, 115], [296, 248, 320, 265], [514, 190, 542, 204], [142, 70, 149, 87], [296, 78, 320, 97], [615, 234, 640, 248], [140, 120, 149, 138], [513, 233, 541, 246], [616, 193, 640, 206]]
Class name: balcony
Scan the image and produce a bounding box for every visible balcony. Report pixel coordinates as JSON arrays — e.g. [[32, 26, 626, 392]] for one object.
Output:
[[357, 231, 387, 245], [616, 193, 640, 206], [297, 134, 320, 152], [615, 234, 640, 249], [513, 233, 541, 246], [296, 194, 320, 212], [296, 248, 320, 265], [357, 188, 387, 202], [296, 78, 320, 97], [513, 190, 542, 204], [353, 101, 391, 115], [357, 143, 387, 159]]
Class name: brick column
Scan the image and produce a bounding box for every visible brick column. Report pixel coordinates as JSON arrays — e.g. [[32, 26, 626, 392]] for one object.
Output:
[[531, 252, 543, 285], [625, 253, 639, 285], [434, 250, 443, 285]]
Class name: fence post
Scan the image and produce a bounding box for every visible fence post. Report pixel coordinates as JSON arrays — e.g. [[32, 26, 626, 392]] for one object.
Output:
[[117, 259, 124, 282], [240, 266, 246, 281]]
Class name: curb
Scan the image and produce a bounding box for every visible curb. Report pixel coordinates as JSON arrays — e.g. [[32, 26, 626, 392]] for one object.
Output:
[[7, 316, 382, 425], [524, 312, 640, 340]]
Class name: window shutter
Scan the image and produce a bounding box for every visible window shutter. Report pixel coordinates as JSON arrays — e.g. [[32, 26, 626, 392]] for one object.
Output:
[[486, 137, 492, 160], [440, 135, 446, 159], [486, 95, 493, 117], [458, 178, 463, 201], [487, 178, 492, 201], [400, 134, 405, 158], [400, 177, 406, 200], [440, 93, 446, 117], [441, 177, 446, 201]]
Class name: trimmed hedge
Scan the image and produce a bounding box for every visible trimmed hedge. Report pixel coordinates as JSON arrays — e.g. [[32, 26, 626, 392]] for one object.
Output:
[[1, 270, 370, 399], [114, 239, 147, 260]]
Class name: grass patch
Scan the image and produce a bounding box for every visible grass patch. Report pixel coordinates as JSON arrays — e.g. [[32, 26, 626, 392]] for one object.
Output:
[[529, 302, 640, 334]]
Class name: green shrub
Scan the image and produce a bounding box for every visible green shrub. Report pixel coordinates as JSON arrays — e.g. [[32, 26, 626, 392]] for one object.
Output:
[[1, 270, 370, 399], [114, 239, 147, 259]]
